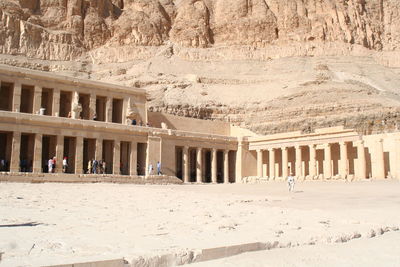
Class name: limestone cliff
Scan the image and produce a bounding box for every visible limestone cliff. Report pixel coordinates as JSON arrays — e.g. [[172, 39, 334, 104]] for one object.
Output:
[[1, 0, 400, 135]]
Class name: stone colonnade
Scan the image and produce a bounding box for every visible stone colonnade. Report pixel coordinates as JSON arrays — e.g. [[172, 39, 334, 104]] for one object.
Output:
[[181, 147, 231, 184], [254, 139, 380, 180]]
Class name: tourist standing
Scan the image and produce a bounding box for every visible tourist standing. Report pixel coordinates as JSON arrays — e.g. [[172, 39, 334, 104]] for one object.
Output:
[[62, 157, 68, 173], [157, 161, 162, 175], [48, 158, 53, 173], [287, 167, 295, 192], [102, 160, 106, 174], [93, 159, 98, 174], [148, 163, 153, 175], [87, 160, 92, 174]]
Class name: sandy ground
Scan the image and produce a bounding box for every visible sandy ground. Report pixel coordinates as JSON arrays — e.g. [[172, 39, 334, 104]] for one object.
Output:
[[0, 180, 399, 266]]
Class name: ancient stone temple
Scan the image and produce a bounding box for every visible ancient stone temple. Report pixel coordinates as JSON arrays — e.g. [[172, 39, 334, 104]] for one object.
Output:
[[0, 65, 399, 183]]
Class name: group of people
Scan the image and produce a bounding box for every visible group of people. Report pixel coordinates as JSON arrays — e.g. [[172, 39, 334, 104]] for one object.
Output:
[[131, 119, 151, 127], [147, 161, 162, 175], [46, 157, 68, 173], [86, 159, 107, 174]]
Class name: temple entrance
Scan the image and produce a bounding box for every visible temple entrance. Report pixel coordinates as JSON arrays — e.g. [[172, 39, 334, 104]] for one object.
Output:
[[20, 133, 35, 172], [60, 91, 72, 118], [102, 140, 114, 174], [42, 135, 56, 173], [316, 149, 324, 176], [217, 150, 224, 183], [0, 132, 12, 171], [204, 150, 211, 183], [41, 88, 53, 116], [175, 147, 183, 179], [137, 143, 147, 175], [112, 98, 123, 123], [120, 141, 131, 175], [96, 96, 106, 122], [189, 148, 196, 182], [20, 85, 34, 114], [63, 137, 76, 173], [0, 82, 13, 111], [79, 93, 90, 120], [228, 151, 236, 183], [83, 138, 96, 174]]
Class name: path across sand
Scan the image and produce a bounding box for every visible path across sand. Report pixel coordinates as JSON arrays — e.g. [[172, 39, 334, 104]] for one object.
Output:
[[0, 180, 399, 266]]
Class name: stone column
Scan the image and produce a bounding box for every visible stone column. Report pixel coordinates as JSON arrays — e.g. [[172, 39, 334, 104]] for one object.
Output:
[[52, 88, 60, 116], [12, 83, 21, 112], [196, 147, 202, 183], [269, 148, 275, 180], [10, 132, 21, 172], [295, 145, 302, 178], [309, 144, 317, 178], [130, 141, 138, 176], [106, 97, 113, 123], [211, 148, 217, 183], [376, 139, 385, 179], [224, 150, 229, 184], [183, 146, 189, 183], [324, 143, 332, 179], [282, 147, 288, 178], [55, 135, 64, 173], [113, 140, 121, 175], [339, 142, 348, 179], [33, 134, 42, 173], [75, 137, 84, 174], [89, 93, 96, 120], [257, 149, 263, 177], [355, 140, 366, 180], [33, 85, 42, 114]]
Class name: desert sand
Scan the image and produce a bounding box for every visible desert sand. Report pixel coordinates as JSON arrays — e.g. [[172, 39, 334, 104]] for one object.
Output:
[[0, 180, 399, 266]]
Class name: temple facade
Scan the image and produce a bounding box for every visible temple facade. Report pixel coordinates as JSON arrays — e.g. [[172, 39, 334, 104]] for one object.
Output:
[[0, 65, 399, 183]]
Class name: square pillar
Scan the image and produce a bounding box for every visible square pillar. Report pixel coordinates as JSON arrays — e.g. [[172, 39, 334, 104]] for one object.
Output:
[[282, 147, 288, 178], [196, 147, 203, 183], [324, 143, 332, 179], [339, 142, 348, 179], [113, 140, 121, 175], [183, 146, 189, 182], [130, 141, 138, 175], [12, 83, 21, 112], [52, 88, 60, 116], [33, 85, 42, 114], [269, 148, 275, 180], [223, 150, 229, 184], [89, 93, 96, 120], [33, 134, 42, 173], [95, 138, 103, 161], [376, 139, 385, 179], [75, 136, 84, 174], [257, 149, 263, 177], [355, 140, 367, 180], [10, 132, 21, 172], [55, 135, 64, 173], [211, 148, 217, 183], [106, 97, 113, 123], [295, 145, 302, 178], [309, 144, 317, 178]]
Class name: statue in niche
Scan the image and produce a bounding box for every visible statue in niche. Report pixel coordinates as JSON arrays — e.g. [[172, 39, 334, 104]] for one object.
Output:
[[126, 97, 139, 124], [71, 92, 82, 119]]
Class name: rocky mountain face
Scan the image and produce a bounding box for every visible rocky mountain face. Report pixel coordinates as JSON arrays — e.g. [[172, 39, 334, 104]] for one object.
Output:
[[1, 0, 400, 135]]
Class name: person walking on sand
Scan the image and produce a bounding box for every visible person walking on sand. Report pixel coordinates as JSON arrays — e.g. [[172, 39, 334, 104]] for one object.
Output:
[[287, 167, 295, 192]]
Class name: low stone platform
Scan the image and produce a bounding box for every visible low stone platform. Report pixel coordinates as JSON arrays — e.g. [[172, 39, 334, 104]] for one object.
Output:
[[0, 172, 183, 185]]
